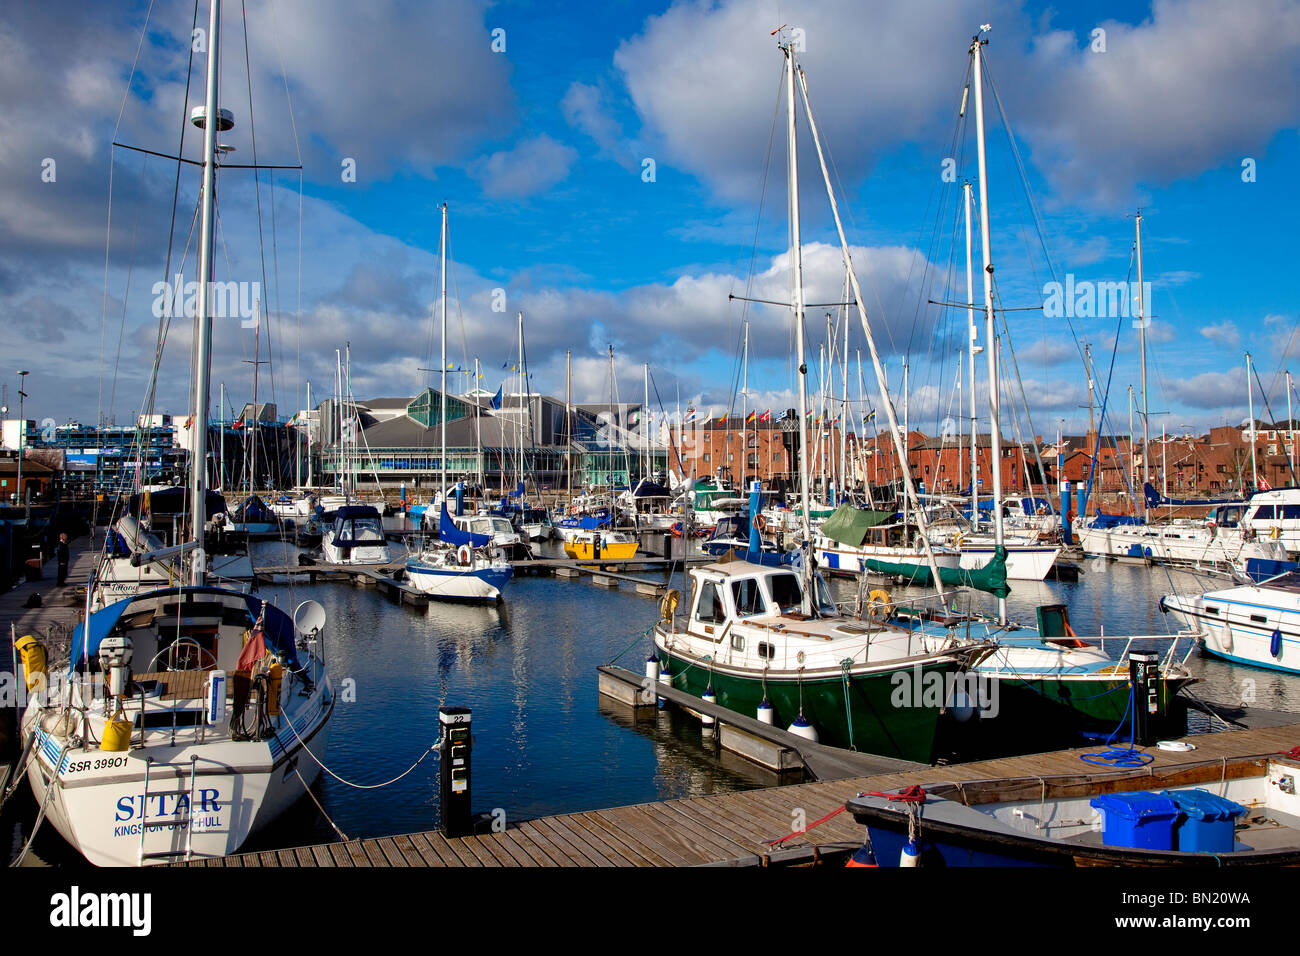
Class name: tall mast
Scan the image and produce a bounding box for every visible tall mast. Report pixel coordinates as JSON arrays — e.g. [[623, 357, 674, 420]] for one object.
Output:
[[1247, 351, 1257, 489], [218, 381, 225, 492], [643, 361, 651, 483], [972, 26, 1005, 621], [305, 380, 312, 487], [188, 0, 223, 584], [903, 360, 910, 527], [840, 309, 848, 503], [784, 39, 812, 541], [792, 53, 948, 596], [565, 350, 572, 500], [1289, 370, 1295, 477], [335, 348, 342, 494], [964, 180, 978, 532], [440, 203, 448, 498], [475, 357, 483, 492], [1136, 211, 1149, 513], [518, 312, 525, 490], [742, 322, 749, 485]]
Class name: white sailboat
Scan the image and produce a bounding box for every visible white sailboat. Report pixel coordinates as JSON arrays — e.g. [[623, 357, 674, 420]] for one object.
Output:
[[404, 203, 513, 602], [19, 0, 333, 865]]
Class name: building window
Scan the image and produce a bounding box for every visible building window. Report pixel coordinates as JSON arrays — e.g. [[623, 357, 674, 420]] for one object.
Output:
[[703, 454, 710, 463]]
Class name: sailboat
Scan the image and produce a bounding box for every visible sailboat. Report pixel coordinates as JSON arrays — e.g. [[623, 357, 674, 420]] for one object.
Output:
[[653, 33, 994, 760], [404, 204, 513, 602], [19, 0, 334, 865]]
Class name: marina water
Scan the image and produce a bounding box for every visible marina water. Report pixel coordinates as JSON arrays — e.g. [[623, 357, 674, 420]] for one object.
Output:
[[12, 529, 1299, 864]]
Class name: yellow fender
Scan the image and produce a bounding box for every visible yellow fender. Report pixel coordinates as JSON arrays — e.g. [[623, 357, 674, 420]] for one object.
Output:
[[15, 635, 46, 694], [660, 588, 681, 622], [867, 588, 891, 622], [954, 532, 965, 550]]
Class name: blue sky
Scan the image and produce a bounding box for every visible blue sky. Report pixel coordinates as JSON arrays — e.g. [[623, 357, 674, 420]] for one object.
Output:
[[2, 0, 1298, 443]]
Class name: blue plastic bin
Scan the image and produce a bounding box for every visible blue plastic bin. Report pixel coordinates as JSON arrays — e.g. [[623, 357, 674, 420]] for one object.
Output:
[[1090, 791, 1179, 850], [1162, 789, 1246, 853]]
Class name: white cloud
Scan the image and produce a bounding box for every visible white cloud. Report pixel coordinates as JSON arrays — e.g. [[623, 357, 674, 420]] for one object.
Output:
[[1199, 321, 1240, 347], [469, 134, 579, 199]]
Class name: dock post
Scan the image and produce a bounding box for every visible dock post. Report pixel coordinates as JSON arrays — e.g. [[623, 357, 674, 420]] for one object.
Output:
[[1128, 651, 1159, 747], [439, 706, 473, 837]]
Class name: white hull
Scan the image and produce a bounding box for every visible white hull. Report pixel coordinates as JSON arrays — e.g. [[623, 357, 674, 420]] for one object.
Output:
[[23, 671, 332, 867], [813, 540, 961, 576], [953, 544, 1060, 581], [320, 532, 391, 565], [1077, 524, 1284, 567], [1163, 584, 1300, 673]]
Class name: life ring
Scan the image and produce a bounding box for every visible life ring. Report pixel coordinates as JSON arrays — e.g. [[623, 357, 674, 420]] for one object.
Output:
[[457, 545, 473, 565], [660, 588, 681, 622], [1271, 526, 1282, 540], [867, 588, 891, 623], [753, 513, 767, 533]]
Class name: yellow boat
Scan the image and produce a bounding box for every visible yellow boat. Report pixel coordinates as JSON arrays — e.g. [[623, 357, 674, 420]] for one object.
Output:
[[563, 531, 639, 560]]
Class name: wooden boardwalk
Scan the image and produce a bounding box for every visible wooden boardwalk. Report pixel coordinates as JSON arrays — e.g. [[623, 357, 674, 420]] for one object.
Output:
[[187, 720, 1300, 868], [1, 536, 97, 660]]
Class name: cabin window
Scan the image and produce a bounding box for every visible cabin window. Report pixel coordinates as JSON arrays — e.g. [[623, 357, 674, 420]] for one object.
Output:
[[695, 581, 726, 625], [1255, 505, 1276, 520], [1283, 505, 1300, 520], [1251, 614, 1267, 623], [756, 641, 775, 660], [732, 579, 765, 618], [768, 574, 803, 614], [1206, 606, 1219, 615], [731, 633, 744, 652]]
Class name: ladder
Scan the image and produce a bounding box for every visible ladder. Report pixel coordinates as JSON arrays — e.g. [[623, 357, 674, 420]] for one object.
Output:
[[137, 754, 199, 864]]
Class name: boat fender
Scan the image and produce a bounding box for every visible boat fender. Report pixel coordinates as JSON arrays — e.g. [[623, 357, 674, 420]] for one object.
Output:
[[100, 705, 132, 752], [788, 715, 818, 742], [900, 839, 921, 867], [457, 545, 473, 566], [954, 533, 964, 550], [1272, 628, 1284, 658], [845, 840, 879, 867], [701, 688, 717, 727], [660, 588, 681, 622], [757, 698, 775, 725], [15, 635, 47, 695], [657, 666, 672, 710], [1272, 526, 1282, 540], [267, 662, 284, 717]]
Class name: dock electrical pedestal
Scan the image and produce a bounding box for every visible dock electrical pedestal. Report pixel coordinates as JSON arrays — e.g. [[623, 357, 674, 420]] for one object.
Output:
[[439, 706, 473, 838]]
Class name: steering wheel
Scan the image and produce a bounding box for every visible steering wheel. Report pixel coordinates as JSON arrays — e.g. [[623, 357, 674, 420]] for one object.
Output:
[[148, 637, 217, 672]]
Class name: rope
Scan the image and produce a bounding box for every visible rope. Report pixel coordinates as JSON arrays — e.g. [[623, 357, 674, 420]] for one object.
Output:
[[840, 658, 856, 752], [10, 742, 68, 867], [607, 625, 654, 667], [766, 804, 847, 847], [292, 765, 350, 842], [1080, 681, 1154, 767], [279, 701, 441, 790]]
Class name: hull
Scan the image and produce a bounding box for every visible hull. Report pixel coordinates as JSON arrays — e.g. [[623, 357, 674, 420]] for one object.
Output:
[[657, 645, 959, 763], [404, 561, 510, 601], [814, 542, 961, 577], [955, 545, 1060, 581], [321, 533, 391, 565], [1077, 525, 1283, 567], [1163, 589, 1300, 674], [24, 689, 332, 867], [563, 540, 638, 560]]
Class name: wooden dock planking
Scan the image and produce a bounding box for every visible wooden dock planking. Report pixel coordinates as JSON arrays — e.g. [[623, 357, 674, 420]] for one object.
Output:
[[186, 721, 1300, 868]]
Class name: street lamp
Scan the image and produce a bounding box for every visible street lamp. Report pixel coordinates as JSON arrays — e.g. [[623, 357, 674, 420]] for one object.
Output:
[[16, 370, 29, 507]]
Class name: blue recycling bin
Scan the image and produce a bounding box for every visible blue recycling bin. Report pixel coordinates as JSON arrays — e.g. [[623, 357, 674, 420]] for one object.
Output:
[[1090, 791, 1179, 850], [1163, 789, 1246, 853]]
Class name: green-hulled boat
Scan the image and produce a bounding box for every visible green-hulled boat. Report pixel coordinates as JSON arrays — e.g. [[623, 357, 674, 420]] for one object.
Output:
[[652, 559, 994, 763]]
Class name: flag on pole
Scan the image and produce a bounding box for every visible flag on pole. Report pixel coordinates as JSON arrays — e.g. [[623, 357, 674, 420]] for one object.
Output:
[[684, 407, 697, 423], [759, 409, 771, 422], [745, 410, 757, 424], [491, 385, 503, 410], [716, 414, 727, 425]]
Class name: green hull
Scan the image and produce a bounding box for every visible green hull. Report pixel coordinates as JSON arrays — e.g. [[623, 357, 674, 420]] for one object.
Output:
[[993, 675, 1189, 737], [659, 651, 960, 764]]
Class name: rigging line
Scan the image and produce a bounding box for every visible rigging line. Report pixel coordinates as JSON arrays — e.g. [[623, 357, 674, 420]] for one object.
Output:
[[905, 56, 973, 360], [1250, 360, 1299, 487], [732, 68, 786, 336]]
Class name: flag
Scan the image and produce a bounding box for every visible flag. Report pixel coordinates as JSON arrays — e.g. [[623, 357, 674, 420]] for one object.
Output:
[[184, 415, 193, 430], [1260, 477, 1272, 491], [684, 407, 697, 423], [716, 414, 727, 425], [447, 361, 455, 370], [745, 411, 757, 424], [491, 385, 503, 410], [866, 409, 877, 423], [236, 606, 268, 672], [759, 409, 771, 422]]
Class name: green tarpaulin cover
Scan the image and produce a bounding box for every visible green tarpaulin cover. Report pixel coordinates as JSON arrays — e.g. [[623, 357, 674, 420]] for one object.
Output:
[[860, 546, 1011, 599], [819, 503, 895, 547]]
